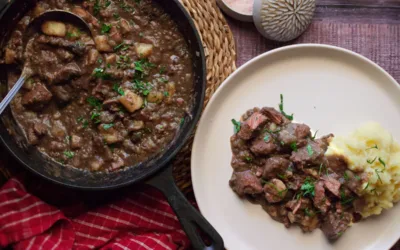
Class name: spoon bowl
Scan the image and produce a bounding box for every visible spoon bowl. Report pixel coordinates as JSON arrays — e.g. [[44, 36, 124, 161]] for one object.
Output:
[[0, 10, 91, 115]]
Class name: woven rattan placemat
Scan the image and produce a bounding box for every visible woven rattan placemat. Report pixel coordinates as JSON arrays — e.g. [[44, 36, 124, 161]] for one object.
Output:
[[0, 0, 237, 193]]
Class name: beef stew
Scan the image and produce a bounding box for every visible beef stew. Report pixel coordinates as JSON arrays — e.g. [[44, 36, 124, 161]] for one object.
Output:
[[3, 0, 194, 172]]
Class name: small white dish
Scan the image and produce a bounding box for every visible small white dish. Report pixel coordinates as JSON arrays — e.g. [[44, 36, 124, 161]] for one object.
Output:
[[216, 0, 253, 22], [191, 44, 400, 250]]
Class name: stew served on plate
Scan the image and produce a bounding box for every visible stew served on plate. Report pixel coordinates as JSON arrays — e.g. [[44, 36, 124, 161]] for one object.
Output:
[[2, 0, 194, 172], [229, 104, 368, 240]]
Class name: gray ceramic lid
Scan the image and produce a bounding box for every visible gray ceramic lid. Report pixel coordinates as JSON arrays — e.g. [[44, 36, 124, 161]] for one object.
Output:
[[253, 0, 316, 42]]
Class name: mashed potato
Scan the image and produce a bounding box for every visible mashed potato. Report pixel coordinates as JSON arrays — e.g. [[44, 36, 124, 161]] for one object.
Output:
[[326, 122, 400, 217]]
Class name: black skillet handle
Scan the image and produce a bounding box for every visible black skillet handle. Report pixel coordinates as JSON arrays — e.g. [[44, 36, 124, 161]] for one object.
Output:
[[147, 166, 224, 250]]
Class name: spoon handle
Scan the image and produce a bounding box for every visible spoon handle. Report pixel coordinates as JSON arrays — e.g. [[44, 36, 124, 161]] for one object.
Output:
[[0, 75, 26, 115]]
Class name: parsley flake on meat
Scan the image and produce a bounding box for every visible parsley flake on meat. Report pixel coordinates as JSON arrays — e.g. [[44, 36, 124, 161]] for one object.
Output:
[[231, 119, 241, 134], [113, 84, 125, 96], [278, 94, 293, 121], [306, 144, 313, 156], [290, 142, 298, 152], [93, 67, 111, 80], [86, 96, 102, 108], [263, 134, 270, 142], [64, 151, 75, 159], [101, 23, 112, 34], [300, 177, 315, 197], [103, 124, 114, 130]]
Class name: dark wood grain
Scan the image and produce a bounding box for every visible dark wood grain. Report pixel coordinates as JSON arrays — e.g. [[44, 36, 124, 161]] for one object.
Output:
[[227, 3, 400, 249]]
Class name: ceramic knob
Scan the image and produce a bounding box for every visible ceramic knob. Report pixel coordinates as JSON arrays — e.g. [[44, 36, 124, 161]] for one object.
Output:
[[253, 0, 316, 42]]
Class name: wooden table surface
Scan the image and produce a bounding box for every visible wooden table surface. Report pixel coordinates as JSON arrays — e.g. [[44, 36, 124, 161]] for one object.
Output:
[[225, 1, 400, 249]]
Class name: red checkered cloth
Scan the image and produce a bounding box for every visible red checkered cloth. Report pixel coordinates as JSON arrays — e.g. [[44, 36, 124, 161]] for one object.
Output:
[[0, 177, 190, 249]]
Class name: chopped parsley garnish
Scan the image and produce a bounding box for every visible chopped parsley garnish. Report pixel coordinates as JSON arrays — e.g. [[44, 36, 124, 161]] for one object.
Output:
[[113, 84, 125, 95], [266, 128, 281, 134], [180, 117, 185, 126], [159, 65, 166, 74], [306, 144, 313, 156], [278, 94, 293, 121], [93, 67, 111, 80], [63, 151, 75, 159], [163, 91, 169, 97], [311, 130, 318, 140], [103, 123, 114, 130], [231, 119, 241, 134], [90, 111, 101, 124], [318, 163, 324, 175], [343, 171, 349, 181], [378, 157, 386, 168], [101, 23, 112, 34], [134, 58, 155, 72], [113, 13, 121, 19], [104, 0, 111, 7], [290, 142, 298, 152], [245, 156, 253, 162], [159, 77, 168, 83], [300, 177, 315, 197], [97, 58, 103, 64], [114, 42, 130, 51], [367, 157, 377, 164], [66, 30, 80, 38], [86, 96, 102, 108], [354, 175, 361, 181], [363, 182, 370, 191], [277, 173, 286, 180], [339, 189, 355, 205], [366, 144, 379, 150], [375, 169, 383, 184], [263, 134, 270, 142], [304, 208, 313, 217], [93, 0, 100, 15], [133, 80, 152, 96]]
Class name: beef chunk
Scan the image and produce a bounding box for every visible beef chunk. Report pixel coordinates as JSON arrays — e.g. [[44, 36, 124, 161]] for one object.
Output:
[[229, 171, 263, 197], [278, 123, 311, 146], [313, 181, 331, 214], [290, 139, 329, 165], [286, 198, 320, 232], [263, 178, 288, 203], [22, 84, 52, 107], [231, 155, 251, 172], [49, 141, 66, 151], [51, 85, 72, 103], [263, 204, 290, 227], [230, 134, 248, 155], [343, 170, 363, 195], [49, 63, 82, 84], [260, 107, 290, 125], [321, 175, 341, 197], [250, 132, 277, 155], [237, 112, 268, 140], [327, 155, 348, 174], [321, 210, 352, 240], [263, 156, 290, 179], [36, 35, 86, 55]]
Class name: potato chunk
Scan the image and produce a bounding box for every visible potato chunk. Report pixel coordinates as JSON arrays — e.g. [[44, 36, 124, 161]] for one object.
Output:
[[95, 35, 113, 52], [4, 48, 16, 64], [118, 90, 143, 113], [147, 91, 163, 103], [135, 43, 153, 58], [41, 21, 66, 37]]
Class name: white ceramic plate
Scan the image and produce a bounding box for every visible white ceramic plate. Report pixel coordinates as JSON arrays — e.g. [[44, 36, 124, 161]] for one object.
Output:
[[191, 44, 400, 250]]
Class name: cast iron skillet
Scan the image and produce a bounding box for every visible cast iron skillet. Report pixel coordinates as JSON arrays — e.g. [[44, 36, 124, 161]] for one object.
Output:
[[0, 0, 224, 249]]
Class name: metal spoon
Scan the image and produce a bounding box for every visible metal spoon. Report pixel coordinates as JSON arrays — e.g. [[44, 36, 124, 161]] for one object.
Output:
[[0, 10, 91, 115]]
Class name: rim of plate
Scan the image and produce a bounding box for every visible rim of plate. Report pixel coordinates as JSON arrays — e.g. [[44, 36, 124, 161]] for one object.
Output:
[[191, 43, 400, 249]]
